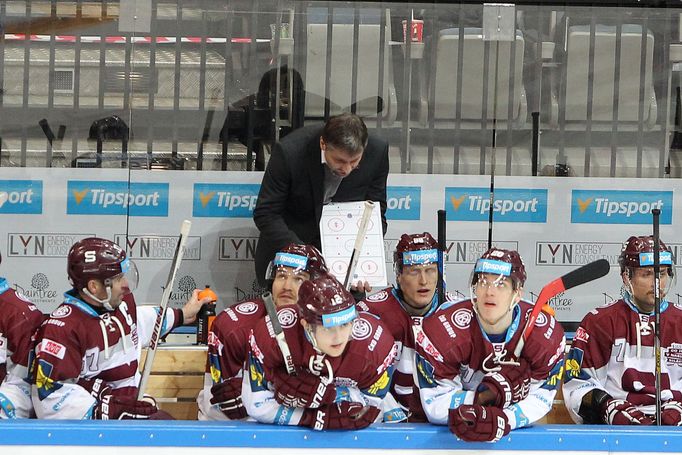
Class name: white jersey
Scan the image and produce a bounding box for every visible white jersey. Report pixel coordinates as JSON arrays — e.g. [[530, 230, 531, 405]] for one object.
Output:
[[563, 297, 682, 423]]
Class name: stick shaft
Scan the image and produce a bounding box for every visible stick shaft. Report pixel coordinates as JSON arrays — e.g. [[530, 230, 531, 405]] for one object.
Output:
[[343, 201, 374, 290], [137, 220, 191, 399], [652, 208, 662, 425], [263, 291, 296, 375], [437, 209, 446, 305]]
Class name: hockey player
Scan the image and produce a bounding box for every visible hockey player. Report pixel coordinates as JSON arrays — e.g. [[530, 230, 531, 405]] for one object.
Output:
[[358, 232, 455, 422], [416, 248, 565, 442], [0, 253, 44, 419], [32, 237, 210, 419], [197, 243, 328, 420], [563, 235, 682, 426], [242, 274, 398, 430]]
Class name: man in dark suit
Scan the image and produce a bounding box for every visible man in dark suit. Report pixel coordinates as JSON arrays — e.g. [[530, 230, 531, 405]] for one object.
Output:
[[253, 113, 389, 287]]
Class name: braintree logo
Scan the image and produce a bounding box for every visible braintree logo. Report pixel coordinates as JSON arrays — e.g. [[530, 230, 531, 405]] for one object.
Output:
[[386, 186, 420, 220], [571, 190, 672, 224], [14, 272, 58, 304], [193, 183, 260, 218], [170, 275, 197, 305], [67, 181, 168, 216], [0, 180, 43, 214], [445, 187, 547, 222]]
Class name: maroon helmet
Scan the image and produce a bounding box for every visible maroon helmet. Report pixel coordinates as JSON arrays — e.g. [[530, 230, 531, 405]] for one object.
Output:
[[266, 243, 329, 280], [619, 235, 674, 275], [394, 232, 439, 274], [67, 237, 138, 291], [297, 274, 357, 327], [472, 247, 527, 288]]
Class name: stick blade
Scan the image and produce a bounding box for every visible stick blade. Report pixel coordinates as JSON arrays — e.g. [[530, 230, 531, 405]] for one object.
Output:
[[561, 258, 611, 291]]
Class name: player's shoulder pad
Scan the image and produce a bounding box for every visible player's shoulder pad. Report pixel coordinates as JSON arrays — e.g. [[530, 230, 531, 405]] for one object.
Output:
[[427, 299, 475, 334], [357, 288, 395, 313], [222, 299, 265, 324], [350, 314, 394, 353]]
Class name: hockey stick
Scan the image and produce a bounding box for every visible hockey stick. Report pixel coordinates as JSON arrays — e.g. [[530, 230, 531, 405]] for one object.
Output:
[[513, 258, 611, 358], [437, 209, 447, 305], [343, 200, 375, 290], [137, 220, 192, 399], [652, 208, 662, 425], [262, 291, 297, 375]]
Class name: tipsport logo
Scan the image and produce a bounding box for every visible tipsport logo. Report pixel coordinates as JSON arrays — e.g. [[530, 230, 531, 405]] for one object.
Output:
[[193, 183, 260, 218], [386, 186, 420, 220], [444, 187, 547, 223], [571, 190, 672, 224], [0, 180, 43, 214], [67, 181, 168, 216]]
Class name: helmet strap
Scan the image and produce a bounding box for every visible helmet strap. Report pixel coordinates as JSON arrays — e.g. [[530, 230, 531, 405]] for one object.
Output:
[[81, 283, 115, 311]]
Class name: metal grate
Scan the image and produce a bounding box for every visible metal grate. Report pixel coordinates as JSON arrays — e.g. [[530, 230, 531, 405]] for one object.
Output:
[[103, 67, 156, 93], [53, 69, 74, 92]]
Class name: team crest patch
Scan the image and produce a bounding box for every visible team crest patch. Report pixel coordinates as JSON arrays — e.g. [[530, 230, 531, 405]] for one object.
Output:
[[51, 306, 72, 319], [451, 308, 473, 329], [534, 311, 548, 327], [366, 290, 389, 302], [351, 318, 372, 340], [277, 307, 298, 328], [235, 302, 259, 315]]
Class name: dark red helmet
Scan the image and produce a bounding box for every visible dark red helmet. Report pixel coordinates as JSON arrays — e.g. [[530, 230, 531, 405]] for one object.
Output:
[[67, 237, 137, 290], [619, 235, 673, 273], [266, 243, 329, 280], [297, 274, 357, 327], [473, 247, 527, 288], [394, 232, 439, 274]]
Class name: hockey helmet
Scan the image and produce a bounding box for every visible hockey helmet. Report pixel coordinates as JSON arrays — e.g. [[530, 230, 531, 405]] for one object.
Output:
[[472, 247, 526, 290], [619, 235, 674, 275], [68, 237, 138, 293], [297, 274, 357, 328], [266, 243, 329, 281], [394, 232, 439, 275]]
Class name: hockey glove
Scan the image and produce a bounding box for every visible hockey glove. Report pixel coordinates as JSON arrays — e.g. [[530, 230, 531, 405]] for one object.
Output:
[[449, 404, 511, 442], [602, 399, 653, 425], [77, 378, 112, 401], [300, 402, 380, 431], [209, 377, 247, 420], [271, 367, 336, 408], [477, 358, 531, 408], [93, 395, 157, 420], [661, 400, 682, 426]]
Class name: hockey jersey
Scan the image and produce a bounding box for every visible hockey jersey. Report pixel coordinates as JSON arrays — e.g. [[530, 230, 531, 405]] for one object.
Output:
[[416, 299, 566, 430], [358, 288, 458, 422], [563, 297, 682, 422], [242, 304, 399, 426], [32, 290, 182, 419], [197, 298, 267, 420], [0, 278, 44, 418]]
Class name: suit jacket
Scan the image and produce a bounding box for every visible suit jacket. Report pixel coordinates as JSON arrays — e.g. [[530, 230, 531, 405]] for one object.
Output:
[[253, 124, 389, 284]]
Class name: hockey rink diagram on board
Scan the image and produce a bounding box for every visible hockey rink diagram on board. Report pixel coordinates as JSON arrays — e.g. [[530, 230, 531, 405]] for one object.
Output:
[[320, 201, 388, 288]]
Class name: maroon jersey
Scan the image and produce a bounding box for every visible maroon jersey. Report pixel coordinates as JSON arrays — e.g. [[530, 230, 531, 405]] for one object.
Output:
[[32, 290, 182, 419], [197, 299, 267, 420], [358, 288, 459, 422], [242, 305, 398, 426], [0, 280, 43, 419], [416, 299, 565, 430], [563, 298, 682, 422]]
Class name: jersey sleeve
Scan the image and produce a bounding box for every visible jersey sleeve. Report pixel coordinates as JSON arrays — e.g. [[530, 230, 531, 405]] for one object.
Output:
[[415, 316, 475, 425], [504, 313, 566, 430], [241, 318, 306, 426], [32, 319, 96, 419], [562, 310, 611, 423], [136, 305, 181, 348]]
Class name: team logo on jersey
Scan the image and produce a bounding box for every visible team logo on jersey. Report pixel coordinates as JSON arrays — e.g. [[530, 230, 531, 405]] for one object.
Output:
[[277, 307, 298, 328], [248, 353, 267, 392], [351, 318, 372, 340], [451, 308, 473, 329], [35, 359, 62, 400], [209, 353, 223, 384], [365, 368, 391, 397], [248, 333, 265, 364], [563, 348, 589, 382], [415, 353, 436, 388], [39, 338, 66, 360], [51, 306, 72, 319], [574, 327, 590, 343], [534, 311, 548, 328], [235, 302, 258, 315], [366, 290, 389, 302], [666, 343, 682, 366], [541, 360, 564, 391]]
